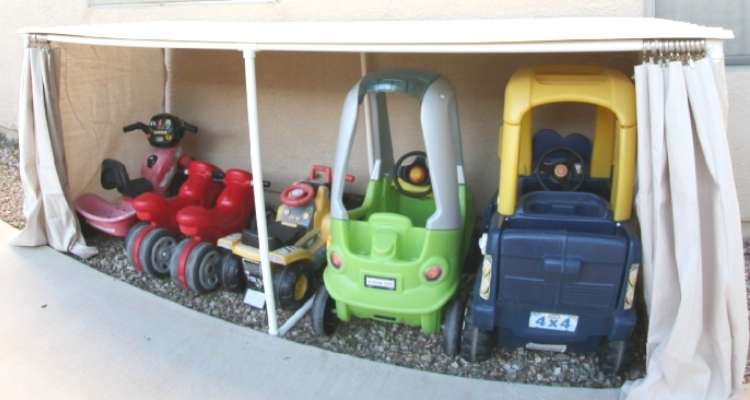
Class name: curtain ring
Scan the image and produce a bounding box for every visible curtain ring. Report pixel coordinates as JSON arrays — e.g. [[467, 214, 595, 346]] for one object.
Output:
[[680, 40, 692, 65], [658, 40, 665, 65], [648, 40, 656, 64], [687, 40, 695, 64], [691, 40, 700, 62]]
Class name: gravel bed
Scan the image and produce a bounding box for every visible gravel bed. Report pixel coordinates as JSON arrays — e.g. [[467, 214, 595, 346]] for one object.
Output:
[[0, 136, 24, 229], [82, 231, 644, 388], [2, 137, 748, 387]]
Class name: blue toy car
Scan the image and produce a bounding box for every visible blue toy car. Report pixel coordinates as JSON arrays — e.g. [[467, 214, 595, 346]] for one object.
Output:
[[462, 65, 640, 374]]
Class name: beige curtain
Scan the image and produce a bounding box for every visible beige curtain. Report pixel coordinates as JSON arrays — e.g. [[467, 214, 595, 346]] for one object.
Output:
[[622, 58, 748, 399], [13, 44, 96, 258]]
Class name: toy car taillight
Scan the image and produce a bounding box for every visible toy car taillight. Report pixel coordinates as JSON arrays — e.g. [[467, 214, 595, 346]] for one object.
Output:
[[424, 265, 443, 281], [330, 252, 342, 269]]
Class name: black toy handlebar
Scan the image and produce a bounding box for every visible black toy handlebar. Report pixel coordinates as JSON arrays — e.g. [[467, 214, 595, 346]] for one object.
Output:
[[123, 114, 199, 148], [183, 121, 199, 134], [210, 171, 270, 187], [212, 171, 225, 183], [123, 122, 151, 134]]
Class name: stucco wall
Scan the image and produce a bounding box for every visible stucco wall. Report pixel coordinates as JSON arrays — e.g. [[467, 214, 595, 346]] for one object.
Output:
[[165, 50, 636, 210], [6, 0, 750, 228], [727, 66, 750, 228], [0, 0, 643, 133]]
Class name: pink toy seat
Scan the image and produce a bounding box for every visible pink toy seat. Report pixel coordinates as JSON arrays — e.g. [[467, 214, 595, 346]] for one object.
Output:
[[132, 161, 223, 233], [176, 169, 254, 243], [74, 193, 136, 237]]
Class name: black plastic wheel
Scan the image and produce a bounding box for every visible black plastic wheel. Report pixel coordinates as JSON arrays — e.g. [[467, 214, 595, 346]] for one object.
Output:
[[139, 228, 177, 278], [274, 262, 314, 309], [461, 229, 483, 276], [460, 304, 493, 362], [600, 340, 629, 375], [185, 242, 222, 293], [220, 252, 246, 293], [311, 285, 338, 336], [442, 297, 464, 356], [168, 238, 191, 286], [125, 222, 148, 269], [78, 218, 96, 238]]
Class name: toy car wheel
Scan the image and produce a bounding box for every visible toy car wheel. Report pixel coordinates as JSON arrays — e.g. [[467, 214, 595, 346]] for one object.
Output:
[[311, 285, 338, 336], [125, 222, 148, 268], [460, 304, 493, 362], [185, 242, 222, 293], [442, 297, 464, 356], [139, 228, 177, 278], [220, 252, 246, 293], [78, 218, 96, 238], [274, 262, 314, 309], [600, 340, 629, 375]]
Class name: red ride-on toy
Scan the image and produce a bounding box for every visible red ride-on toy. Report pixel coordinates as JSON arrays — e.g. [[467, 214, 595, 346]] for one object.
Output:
[[74, 114, 197, 237], [125, 160, 224, 278], [169, 169, 256, 293]]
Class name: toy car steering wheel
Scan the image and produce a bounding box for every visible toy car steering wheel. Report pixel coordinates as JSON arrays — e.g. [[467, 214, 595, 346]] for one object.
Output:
[[393, 150, 432, 198], [280, 182, 315, 207], [534, 147, 586, 192]]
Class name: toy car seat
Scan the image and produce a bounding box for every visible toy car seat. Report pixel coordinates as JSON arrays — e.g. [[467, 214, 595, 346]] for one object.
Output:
[[132, 161, 223, 234], [241, 216, 306, 251], [101, 159, 153, 198], [125, 160, 224, 277], [169, 169, 255, 293]]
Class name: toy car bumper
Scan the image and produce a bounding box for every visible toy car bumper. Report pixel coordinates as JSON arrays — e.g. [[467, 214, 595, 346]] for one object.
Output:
[[493, 304, 637, 353], [323, 266, 458, 334]]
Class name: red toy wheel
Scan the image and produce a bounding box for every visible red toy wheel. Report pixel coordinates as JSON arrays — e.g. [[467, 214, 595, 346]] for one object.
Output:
[[279, 182, 315, 207]]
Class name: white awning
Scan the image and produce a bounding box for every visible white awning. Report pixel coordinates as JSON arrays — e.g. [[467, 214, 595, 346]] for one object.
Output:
[[21, 18, 734, 53]]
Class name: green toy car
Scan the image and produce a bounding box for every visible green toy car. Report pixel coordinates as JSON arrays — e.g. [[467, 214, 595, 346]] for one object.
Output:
[[310, 71, 475, 355]]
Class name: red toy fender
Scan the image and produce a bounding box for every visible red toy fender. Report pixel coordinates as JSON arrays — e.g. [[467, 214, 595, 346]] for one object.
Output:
[[176, 169, 255, 243], [131, 224, 155, 273], [176, 238, 203, 289], [132, 161, 223, 234]]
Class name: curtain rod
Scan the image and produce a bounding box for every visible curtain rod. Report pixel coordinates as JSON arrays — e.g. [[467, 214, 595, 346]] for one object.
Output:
[[26, 33, 726, 63], [24, 33, 648, 54]]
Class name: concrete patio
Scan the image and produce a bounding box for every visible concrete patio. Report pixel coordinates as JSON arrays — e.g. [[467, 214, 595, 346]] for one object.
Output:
[[0, 221, 660, 399]]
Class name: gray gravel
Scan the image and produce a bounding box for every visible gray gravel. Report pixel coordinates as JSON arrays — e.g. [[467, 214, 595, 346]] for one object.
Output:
[[81, 230, 644, 388], [2, 137, 748, 387], [746, 242, 750, 381], [0, 136, 23, 229]]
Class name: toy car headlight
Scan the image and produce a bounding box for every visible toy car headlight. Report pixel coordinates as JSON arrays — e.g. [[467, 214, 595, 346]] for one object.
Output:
[[623, 263, 639, 310], [479, 255, 493, 300]]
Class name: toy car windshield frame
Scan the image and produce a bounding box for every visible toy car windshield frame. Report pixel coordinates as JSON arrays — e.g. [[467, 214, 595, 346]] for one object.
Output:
[[329, 71, 466, 230], [497, 65, 637, 221]]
